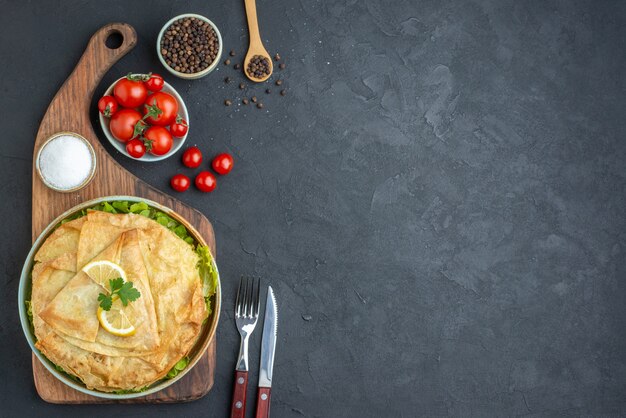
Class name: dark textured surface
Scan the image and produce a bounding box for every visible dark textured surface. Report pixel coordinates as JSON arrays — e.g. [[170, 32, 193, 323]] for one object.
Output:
[[1, 0, 625, 416]]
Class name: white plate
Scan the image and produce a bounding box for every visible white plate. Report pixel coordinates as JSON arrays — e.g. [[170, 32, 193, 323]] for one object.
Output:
[[98, 76, 189, 162]]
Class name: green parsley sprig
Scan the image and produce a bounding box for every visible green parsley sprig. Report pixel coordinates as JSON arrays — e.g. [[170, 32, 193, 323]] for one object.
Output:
[[98, 278, 141, 311]]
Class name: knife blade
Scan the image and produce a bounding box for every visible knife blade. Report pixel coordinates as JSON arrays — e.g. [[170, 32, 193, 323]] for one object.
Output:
[[255, 286, 277, 418]]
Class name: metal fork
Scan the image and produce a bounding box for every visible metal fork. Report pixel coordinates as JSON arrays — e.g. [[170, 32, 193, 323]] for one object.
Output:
[[230, 276, 260, 418]]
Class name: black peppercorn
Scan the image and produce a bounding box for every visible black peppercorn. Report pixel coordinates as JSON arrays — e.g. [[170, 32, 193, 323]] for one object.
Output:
[[246, 55, 271, 79], [160, 17, 219, 74]]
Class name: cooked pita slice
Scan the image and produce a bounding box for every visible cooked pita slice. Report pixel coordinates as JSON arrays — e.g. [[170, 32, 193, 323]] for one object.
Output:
[[57, 229, 161, 355], [39, 235, 123, 342], [31, 253, 77, 339], [87, 210, 156, 229], [76, 219, 128, 270], [35, 217, 85, 263], [36, 331, 162, 391]]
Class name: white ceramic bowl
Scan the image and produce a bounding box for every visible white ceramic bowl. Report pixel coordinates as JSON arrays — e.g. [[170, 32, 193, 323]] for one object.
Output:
[[99, 76, 189, 162], [18, 196, 221, 399], [156, 13, 223, 80]]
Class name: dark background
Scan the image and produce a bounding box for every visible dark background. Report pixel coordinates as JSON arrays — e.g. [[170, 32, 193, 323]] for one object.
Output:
[[1, 0, 625, 417]]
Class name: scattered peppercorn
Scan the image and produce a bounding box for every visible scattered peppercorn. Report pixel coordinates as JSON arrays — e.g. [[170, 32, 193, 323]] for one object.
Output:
[[224, 59, 231, 65], [265, 89, 271, 94], [239, 83, 245, 89], [234, 63, 241, 70], [280, 89, 287, 96], [225, 77, 232, 83], [251, 96, 258, 103], [274, 53, 281, 61], [247, 55, 271, 79], [160, 17, 219, 74], [229, 50, 236, 56], [279, 63, 286, 70], [224, 99, 232, 106], [242, 98, 249, 105], [257, 103, 264, 109], [275, 79, 283, 86]]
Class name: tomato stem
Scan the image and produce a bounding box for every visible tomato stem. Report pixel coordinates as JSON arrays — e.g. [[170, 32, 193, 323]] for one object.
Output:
[[132, 120, 147, 139], [143, 103, 163, 121], [175, 115, 188, 126], [125, 72, 152, 82], [142, 138, 153, 152]]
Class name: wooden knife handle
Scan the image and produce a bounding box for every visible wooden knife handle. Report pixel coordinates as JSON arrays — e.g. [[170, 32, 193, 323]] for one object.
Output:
[[255, 387, 272, 418], [230, 370, 249, 418]]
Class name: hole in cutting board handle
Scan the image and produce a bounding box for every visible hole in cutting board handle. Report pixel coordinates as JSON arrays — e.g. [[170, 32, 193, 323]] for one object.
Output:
[[105, 30, 124, 49]]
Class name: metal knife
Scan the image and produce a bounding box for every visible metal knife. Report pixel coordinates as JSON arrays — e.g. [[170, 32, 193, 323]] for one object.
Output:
[[255, 286, 278, 418]]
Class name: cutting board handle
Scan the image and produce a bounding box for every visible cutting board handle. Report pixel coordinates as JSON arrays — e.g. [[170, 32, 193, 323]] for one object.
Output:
[[84, 23, 137, 73], [33, 23, 137, 167], [70, 22, 138, 113]]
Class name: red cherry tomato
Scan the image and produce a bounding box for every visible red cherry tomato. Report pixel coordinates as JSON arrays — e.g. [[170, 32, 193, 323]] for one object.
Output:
[[98, 95, 118, 117], [170, 116, 188, 138], [144, 73, 164, 92], [212, 153, 234, 175], [182, 146, 203, 168], [195, 171, 217, 192], [143, 92, 178, 126], [144, 126, 173, 156], [170, 174, 191, 192], [125, 139, 146, 159], [113, 75, 148, 108], [109, 109, 143, 142]]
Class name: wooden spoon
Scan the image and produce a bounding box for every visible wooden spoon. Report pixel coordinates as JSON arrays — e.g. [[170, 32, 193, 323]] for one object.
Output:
[[243, 0, 273, 82]]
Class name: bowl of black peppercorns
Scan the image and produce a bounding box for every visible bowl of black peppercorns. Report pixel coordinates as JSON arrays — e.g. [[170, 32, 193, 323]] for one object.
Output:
[[157, 14, 223, 80]]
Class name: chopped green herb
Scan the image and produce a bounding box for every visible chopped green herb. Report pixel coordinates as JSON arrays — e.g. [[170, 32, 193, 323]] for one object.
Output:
[[112, 386, 150, 394], [165, 356, 189, 379], [98, 278, 141, 311], [138, 209, 151, 217], [129, 202, 149, 213], [112, 201, 130, 213], [101, 201, 117, 213], [54, 364, 82, 383], [196, 245, 218, 319], [25, 300, 33, 322], [173, 224, 187, 239], [59, 209, 87, 225]]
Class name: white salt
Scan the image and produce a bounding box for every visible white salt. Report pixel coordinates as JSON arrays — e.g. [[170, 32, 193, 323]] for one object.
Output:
[[39, 134, 94, 190]]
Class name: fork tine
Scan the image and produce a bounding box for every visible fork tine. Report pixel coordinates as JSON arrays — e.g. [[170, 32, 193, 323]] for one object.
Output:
[[241, 277, 250, 318], [235, 277, 243, 316], [235, 276, 246, 316], [254, 277, 260, 317], [246, 276, 254, 318]]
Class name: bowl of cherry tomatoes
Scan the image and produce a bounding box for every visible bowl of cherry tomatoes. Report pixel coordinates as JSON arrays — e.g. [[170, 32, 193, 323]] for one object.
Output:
[[98, 73, 189, 161]]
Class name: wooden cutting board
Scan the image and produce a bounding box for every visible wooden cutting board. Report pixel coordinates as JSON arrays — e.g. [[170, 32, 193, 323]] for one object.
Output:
[[31, 23, 217, 404]]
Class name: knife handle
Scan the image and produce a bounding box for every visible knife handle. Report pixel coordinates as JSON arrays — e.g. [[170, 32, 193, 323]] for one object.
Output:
[[255, 387, 272, 418], [230, 370, 249, 418]]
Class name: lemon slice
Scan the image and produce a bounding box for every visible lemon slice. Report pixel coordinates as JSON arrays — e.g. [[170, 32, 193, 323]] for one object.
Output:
[[97, 297, 136, 337], [82, 260, 127, 288]]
